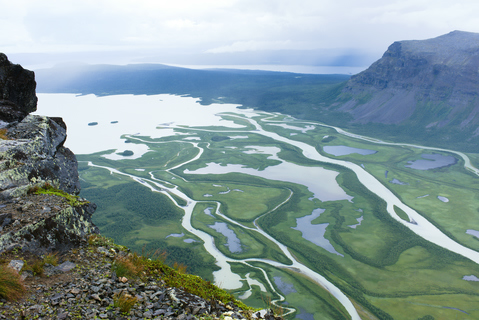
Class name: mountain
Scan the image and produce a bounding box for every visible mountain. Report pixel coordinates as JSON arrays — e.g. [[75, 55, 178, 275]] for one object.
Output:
[[330, 31, 479, 151], [33, 31, 479, 151]]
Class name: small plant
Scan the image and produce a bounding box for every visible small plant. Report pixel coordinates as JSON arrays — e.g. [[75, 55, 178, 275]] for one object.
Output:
[[88, 234, 127, 251], [21, 252, 59, 277], [0, 264, 26, 301], [261, 295, 284, 318], [27, 259, 45, 276], [173, 262, 187, 274], [43, 252, 58, 266], [0, 129, 9, 140], [113, 291, 138, 313]]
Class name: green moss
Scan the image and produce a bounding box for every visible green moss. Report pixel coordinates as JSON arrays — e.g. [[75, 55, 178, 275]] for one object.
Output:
[[32, 184, 88, 207]]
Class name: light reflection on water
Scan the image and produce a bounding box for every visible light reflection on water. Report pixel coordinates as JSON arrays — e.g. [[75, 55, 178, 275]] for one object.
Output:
[[406, 153, 457, 170], [186, 162, 352, 202], [292, 208, 344, 256], [323, 145, 377, 156], [208, 222, 243, 253]]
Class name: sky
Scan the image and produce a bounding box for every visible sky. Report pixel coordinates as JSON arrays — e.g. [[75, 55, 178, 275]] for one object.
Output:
[[2, 0, 479, 72]]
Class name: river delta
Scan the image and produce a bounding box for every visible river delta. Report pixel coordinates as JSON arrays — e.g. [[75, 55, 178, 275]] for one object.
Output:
[[36, 94, 479, 320]]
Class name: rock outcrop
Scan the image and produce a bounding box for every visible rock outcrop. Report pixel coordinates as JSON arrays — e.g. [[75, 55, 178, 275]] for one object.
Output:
[[0, 53, 37, 123], [0, 53, 95, 254]]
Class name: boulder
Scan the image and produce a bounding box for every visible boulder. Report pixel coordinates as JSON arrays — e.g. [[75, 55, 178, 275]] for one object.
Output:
[[0, 53, 37, 123]]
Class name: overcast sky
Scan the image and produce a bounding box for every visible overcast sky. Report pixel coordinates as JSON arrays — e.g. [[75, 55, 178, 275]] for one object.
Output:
[[2, 0, 479, 71]]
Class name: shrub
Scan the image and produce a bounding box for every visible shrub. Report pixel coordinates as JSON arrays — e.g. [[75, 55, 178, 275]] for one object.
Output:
[[0, 264, 26, 301]]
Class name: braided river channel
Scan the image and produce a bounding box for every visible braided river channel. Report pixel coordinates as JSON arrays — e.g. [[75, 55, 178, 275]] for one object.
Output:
[[36, 93, 479, 320]]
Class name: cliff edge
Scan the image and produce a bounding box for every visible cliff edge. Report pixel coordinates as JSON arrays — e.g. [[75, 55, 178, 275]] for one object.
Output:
[[0, 54, 97, 255]]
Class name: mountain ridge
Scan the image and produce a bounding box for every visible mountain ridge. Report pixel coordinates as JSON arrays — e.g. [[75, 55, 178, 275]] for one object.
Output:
[[334, 31, 479, 135]]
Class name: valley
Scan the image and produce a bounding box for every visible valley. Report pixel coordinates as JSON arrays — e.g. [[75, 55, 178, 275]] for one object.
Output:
[[36, 93, 479, 320]]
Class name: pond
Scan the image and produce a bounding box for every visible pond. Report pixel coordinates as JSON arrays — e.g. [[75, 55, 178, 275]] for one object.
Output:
[[405, 153, 457, 170], [292, 208, 344, 256], [323, 145, 377, 156], [348, 216, 364, 229], [208, 222, 243, 253], [466, 229, 479, 238], [273, 277, 297, 295]]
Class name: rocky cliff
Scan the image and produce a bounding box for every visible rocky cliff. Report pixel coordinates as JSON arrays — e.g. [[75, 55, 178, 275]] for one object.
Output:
[[0, 53, 97, 255], [332, 31, 479, 150], [0, 54, 276, 320]]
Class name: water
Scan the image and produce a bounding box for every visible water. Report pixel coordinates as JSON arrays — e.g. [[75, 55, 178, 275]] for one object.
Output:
[[267, 123, 315, 133], [185, 158, 352, 202], [463, 275, 479, 281], [292, 208, 344, 256], [273, 277, 297, 295], [208, 222, 243, 253], [348, 216, 364, 229], [35, 93, 479, 320], [437, 196, 449, 203], [165, 233, 184, 239], [35, 93, 247, 155], [389, 178, 409, 185], [405, 153, 457, 170], [203, 207, 215, 217], [466, 229, 479, 238], [323, 145, 377, 156]]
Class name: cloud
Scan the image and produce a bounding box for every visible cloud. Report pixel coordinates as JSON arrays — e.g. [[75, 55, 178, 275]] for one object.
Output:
[[206, 40, 294, 53], [2, 0, 479, 67]]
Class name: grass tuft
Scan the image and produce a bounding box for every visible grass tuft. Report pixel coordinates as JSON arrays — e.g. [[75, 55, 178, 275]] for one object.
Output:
[[0, 128, 9, 140], [0, 264, 26, 301], [43, 252, 59, 266], [112, 254, 144, 279]]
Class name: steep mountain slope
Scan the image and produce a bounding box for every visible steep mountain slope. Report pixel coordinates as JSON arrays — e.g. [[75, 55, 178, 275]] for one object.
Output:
[[332, 31, 479, 151]]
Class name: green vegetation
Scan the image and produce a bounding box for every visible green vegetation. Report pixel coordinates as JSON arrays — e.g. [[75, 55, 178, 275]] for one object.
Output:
[[393, 206, 409, 222], [88, 234, 252, 311], [21, 253, 59, 277], [31, 184, 88, 207], [113, 291, 138, 313], [77, 109, 479, 319]]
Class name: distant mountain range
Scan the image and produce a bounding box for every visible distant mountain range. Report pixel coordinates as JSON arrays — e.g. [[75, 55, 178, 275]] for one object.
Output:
[[35, 31, 479, 152]]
